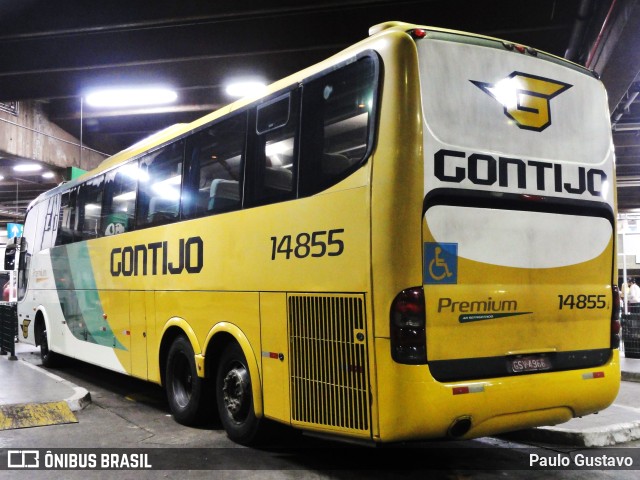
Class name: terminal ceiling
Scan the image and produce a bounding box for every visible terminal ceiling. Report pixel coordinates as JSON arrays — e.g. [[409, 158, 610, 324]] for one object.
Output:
[[0, 0, 639, 225]]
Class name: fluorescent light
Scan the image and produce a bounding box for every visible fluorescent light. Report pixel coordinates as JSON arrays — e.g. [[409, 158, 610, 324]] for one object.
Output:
[[42, 172, 55, 179], [0, 175, 4, 181], [14, 163, 42, 172], [265, 139, 293, 156], [151, 175, 181, 199], [120, 163, 149, 182], [226, 81, 267, 98], [86, 87, 178, 108]]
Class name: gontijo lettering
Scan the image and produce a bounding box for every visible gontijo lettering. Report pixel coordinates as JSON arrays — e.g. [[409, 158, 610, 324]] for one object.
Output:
[[435, 149, 607, 198], [110, 236, 203, 277]]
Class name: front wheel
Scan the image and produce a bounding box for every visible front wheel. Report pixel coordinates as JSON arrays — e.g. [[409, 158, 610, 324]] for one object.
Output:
[[165, 335, 208, 425], [40, 329, 60, 368], [216, 342, 263, 445]]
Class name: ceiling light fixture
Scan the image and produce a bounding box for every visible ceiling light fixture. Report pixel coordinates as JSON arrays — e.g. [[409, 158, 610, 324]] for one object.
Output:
[[86, 87, 178, 108], [42, 172, 55, 179], [225, 81, 267, 98], [14, 163, 42, 172]]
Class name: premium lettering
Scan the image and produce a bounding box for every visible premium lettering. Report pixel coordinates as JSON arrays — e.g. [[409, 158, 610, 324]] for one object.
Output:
[[434, 148, 607, 197], [110, 236, 203, 277], [438, 297, 517, 313]]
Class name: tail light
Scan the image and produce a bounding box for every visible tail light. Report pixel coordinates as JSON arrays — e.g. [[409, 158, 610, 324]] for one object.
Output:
[[611, 285, 620, 349], [390, 287, 427, 364]]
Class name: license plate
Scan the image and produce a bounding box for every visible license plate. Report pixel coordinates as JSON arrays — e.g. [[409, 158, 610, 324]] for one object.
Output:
[[510, 355, 551, 373]]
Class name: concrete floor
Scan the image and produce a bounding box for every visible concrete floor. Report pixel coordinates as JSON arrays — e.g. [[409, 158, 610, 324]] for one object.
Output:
[[2, 345, 640, 478]]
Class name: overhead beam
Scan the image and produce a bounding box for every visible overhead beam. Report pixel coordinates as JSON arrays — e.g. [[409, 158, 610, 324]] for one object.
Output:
[[614, 132, 640, 147], [591, 0, 640, 113], [57, 103, 220, 121]]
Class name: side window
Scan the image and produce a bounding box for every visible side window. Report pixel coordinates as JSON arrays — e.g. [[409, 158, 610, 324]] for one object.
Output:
[[55, 188, 78, 246], [76, 175, 104, 240], [183, 113, 246, 218], [300, 56, 377, 195], [251, 92, 299, 206], [136, 141, 185, 227], [36, 195, 60, 252], [103, 162, 139, 236]]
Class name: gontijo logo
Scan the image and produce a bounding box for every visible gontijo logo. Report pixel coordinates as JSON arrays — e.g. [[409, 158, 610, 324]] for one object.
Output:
[[471, 72, 572, 132]]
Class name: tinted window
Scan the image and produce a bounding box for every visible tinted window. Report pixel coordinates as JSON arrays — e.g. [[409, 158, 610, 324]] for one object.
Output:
[[257, 96, 290, 133], [136, 141, 185, 227], [251, 92, 299, 206], [76, 175, 104, 240], [55, 189, 77, 246], [183, 114, 246, 218], [103, 162, 139, 236], [300, 56, 377, 194]]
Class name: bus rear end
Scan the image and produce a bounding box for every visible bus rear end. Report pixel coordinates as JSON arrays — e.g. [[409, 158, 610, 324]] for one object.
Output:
[[379, 25, 619, 442]]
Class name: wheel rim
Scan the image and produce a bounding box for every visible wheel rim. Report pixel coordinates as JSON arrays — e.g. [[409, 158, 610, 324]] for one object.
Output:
[[222, 361, 250, 422], [171, 353, 193, 408]]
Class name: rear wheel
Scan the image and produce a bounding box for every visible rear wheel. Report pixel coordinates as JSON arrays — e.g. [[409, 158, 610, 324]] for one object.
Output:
[[165, 335, 208, 425], [216, 342, 263, 445]]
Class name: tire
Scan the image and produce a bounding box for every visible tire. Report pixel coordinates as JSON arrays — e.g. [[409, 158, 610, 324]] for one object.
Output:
[[216, 342, 263, 445], [165, 335, 208, 425], [40, 329, 60, 368]]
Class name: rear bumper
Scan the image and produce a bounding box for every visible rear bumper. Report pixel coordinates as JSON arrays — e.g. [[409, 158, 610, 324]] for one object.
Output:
[[374, 339, 620, 442]]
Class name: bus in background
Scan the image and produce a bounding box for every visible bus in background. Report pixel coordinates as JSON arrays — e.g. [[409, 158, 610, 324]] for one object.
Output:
[[11, 21, 619, 445]]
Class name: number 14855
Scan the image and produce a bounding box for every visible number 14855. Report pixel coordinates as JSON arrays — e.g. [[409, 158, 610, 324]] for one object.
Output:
[[270, 229, 344, 260], [558, 294, 607, 310]]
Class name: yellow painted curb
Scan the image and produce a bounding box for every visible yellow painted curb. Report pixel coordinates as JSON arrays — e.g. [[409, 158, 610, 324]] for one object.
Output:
[[0, 401, 77, 430]]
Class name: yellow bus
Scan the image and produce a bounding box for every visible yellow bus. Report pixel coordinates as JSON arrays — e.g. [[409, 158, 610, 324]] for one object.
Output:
[[10, 21, 620, 445]]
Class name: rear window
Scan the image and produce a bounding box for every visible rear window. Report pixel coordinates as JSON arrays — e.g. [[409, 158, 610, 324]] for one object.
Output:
[[300, 55, 378, 195]]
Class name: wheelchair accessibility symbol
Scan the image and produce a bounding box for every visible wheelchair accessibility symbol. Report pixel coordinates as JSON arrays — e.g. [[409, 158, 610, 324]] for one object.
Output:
[[424, 242, 458, 284]]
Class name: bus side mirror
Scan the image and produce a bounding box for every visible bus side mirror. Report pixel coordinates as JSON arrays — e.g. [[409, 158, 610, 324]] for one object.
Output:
[[4, 237, 26, 270], [4, 244, 16, 270]]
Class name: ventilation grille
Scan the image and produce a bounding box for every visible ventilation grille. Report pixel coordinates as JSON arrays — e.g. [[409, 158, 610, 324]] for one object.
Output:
[[289, 294, 370, 433]]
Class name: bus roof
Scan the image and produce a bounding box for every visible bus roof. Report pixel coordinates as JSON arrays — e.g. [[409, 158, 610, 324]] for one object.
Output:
[[29, 21, 597, 211]]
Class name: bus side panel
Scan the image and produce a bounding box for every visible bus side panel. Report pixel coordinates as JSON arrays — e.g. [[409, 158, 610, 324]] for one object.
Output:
[[144, 291, 159, 383], [18, 199, 49, 347], [75, 290, 131, 371], [130, 290, 148, 379], [87, 174, 371, 295], [367, 32, 424, 440], [154, 290, 261, 362], [260, 292, 290, 423], [369, 32, 425, 340], [22, 240, 132, 374]]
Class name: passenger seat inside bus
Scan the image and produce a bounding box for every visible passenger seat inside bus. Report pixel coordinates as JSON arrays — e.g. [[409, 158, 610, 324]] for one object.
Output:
[[147, 197, 179, 223], [264, 167, 292, 193], [208, 179, 240, 212], [322, 152, 352, 176]]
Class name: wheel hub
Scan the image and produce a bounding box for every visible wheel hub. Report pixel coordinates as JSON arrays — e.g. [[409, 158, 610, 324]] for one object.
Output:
[[222, 366, 249, 418]]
